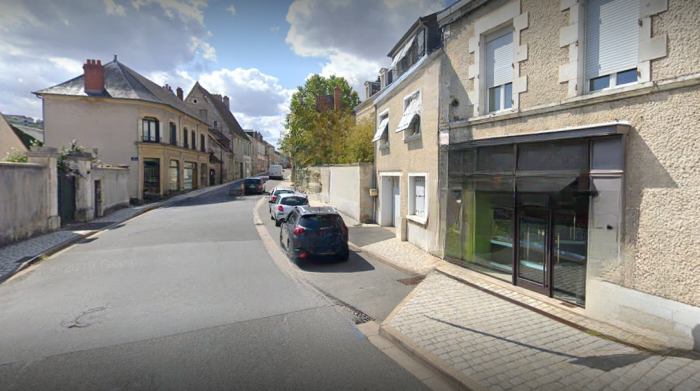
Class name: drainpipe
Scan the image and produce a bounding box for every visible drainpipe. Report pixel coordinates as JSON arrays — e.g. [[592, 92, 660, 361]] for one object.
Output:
[[372, 104, 378, 224]]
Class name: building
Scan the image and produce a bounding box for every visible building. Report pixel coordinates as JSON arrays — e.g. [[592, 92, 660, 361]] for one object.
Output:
[[437, 0, 700, 350], [185, 82, 252, 181], [371, 12, 443, 255], [207, 127, 233, 185], [35, 57, 211, 201], [264, 141, 277, 167], [245, 130, 268, 174], [0, 111, 32, 157]]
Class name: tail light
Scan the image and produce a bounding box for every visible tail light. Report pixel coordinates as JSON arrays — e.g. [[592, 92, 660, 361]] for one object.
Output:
[[277, 205, 284, 212], [294, 226, 306, 235], [271, 196, 277, 202]]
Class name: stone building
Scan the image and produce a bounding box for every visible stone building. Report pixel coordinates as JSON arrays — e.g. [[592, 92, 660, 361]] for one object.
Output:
[[371, 12, 444, 255], [35, 57, 212, 201], [437, 0, 700, 350]]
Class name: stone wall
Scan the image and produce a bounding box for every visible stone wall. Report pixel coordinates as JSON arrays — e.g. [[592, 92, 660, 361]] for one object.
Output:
[[0, 162, 51, 246], [92, 167, 130, 216]]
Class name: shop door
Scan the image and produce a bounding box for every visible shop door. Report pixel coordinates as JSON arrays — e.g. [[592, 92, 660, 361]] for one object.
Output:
[[516, 194, 550, 295]]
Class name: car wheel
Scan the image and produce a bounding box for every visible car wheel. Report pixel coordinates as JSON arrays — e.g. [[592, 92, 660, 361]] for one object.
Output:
[[340, 248, 349, 262], [270, 212, 275, 220], [287, 240, 296, 262], [279, 230, 284, 247], [275, 218, 281, 227]]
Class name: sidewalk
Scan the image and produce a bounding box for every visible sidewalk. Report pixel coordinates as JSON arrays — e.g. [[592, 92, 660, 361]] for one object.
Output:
[[305, 196, 700, 391], [0, 180, 237, 284]]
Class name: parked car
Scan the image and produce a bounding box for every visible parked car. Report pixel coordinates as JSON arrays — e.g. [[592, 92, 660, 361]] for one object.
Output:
[[244, 177, 265, 195], [268, 187, 295, 214], [272, 193, 309, 226], [280, 206, 349, 262], [268, 165, 284, 180]]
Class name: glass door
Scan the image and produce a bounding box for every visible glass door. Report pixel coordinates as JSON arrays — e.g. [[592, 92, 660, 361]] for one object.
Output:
[[516, 194, 550, 294]]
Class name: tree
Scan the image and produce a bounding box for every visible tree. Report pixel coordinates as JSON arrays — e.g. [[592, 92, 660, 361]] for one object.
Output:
[[281, 75, 363, 168]]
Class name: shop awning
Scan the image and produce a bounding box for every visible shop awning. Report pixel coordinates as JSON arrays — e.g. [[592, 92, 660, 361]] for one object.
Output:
[[396, 96, 421, 132], [372, 117, 390, 142], [390, 36, 416, 69]]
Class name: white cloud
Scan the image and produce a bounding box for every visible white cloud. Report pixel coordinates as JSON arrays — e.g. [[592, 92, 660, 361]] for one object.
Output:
[[0, 0, 216, 118], [270, 26, 280, 33], [285, 0, 446, 99], [226, 4, 236, 16]]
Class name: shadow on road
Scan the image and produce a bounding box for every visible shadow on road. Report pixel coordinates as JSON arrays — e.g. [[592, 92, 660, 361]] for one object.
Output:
[[296, 251, 376, 273]]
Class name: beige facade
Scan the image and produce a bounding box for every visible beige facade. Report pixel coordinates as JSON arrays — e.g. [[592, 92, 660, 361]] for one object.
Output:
[[374, 52, 442, 256], [42, 96, 210, 200], [439, 0, 700, 350]]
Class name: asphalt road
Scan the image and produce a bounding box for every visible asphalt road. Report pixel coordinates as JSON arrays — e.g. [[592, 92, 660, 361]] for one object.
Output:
[[258, 184, 418, 323], [0, 176, 429, 391]]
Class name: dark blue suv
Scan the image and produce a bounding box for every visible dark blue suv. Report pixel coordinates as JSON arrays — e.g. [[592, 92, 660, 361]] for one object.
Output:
[[280, 206, 349, 263]]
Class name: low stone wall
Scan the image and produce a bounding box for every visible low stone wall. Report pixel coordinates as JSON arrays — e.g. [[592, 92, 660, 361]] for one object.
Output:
[[92, 167, 130, 217], [0, 162, 51, 246]]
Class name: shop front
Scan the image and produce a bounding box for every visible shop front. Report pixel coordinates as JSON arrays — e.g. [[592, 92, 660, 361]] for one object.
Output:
[[445, 124, 627, 307]]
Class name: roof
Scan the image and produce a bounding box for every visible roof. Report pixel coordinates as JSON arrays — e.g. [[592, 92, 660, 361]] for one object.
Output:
[[34, 60, 208, 124], [187, 82, 250, 141], [11, 124, 44, 143], [10, 125, 37, 149], [208, 127, 232, 153], [387, 12, 438, 58]]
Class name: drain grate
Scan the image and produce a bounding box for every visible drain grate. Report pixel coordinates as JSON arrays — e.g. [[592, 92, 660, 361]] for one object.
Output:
[[397, 276, 426, 286]]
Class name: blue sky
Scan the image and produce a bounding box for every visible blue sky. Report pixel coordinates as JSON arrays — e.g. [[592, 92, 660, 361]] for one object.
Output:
[[0, 0, 454, 146]]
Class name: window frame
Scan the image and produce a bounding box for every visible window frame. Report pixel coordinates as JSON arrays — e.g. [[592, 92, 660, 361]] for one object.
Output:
[[586, 68, 639, 93], [183, 128, 189, 148], [407, 173, 428, 224], [483, 26, 514, 114], [169, 122, 177, 146], [377, 108, 390, 149], [141, 117, 160, 143]]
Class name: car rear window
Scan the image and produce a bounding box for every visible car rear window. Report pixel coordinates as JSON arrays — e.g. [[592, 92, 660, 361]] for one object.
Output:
[[299, 215, 343, 229], [245, 179, 261, 185], [281, 197, 309, 206]]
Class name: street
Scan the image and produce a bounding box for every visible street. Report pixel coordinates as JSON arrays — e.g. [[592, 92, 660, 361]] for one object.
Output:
[[0, 176, 430, 391]]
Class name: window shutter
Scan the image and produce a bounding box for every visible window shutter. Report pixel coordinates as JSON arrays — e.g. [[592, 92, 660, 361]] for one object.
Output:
[[585, 0, 639, 79], [414, 177, 425, 216], [485, 29, 513, 89]]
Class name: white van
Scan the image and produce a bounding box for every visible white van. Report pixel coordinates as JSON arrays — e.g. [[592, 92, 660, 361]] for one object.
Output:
[[268, 165, 284, 180]]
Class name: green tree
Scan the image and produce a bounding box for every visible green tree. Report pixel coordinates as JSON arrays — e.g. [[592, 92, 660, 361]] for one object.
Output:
[[281, 75, 362, 167]]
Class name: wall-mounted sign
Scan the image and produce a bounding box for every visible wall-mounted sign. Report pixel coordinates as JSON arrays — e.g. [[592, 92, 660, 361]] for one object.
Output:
[[130, 157, 139, 161], [439, 131, 450, 146]]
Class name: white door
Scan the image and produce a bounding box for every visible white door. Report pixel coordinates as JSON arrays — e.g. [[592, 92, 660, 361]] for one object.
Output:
[[392, 177, 400, 228]]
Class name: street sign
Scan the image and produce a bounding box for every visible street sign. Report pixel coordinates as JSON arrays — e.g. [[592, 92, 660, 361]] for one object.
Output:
[[131, 157, 139, 161]]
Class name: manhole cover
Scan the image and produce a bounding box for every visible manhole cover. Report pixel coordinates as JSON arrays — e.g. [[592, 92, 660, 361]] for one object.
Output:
[[397, 276, 425, 286]]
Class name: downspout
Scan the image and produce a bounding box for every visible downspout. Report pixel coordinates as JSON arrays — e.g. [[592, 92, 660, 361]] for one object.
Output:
[[373, 104, 378, 224]]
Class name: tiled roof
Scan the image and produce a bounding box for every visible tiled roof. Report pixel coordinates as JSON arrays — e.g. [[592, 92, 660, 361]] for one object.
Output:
[[208, 127, 232, 153], [189, 82, 250, 141], [34, 60, 209, 124]]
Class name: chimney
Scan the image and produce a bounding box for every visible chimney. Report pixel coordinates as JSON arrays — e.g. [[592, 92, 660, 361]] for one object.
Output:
[[176, 87, 183, 100], [334, 86, 341, 111], [223, 95, 229, 109], [83, 59, 105, 94]]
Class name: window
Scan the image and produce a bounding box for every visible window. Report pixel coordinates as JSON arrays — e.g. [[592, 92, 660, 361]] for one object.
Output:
[[373, 110, 390, 148], [585, 0, 639, 92], [397, 91, 421, 136], [183, 128, 189, 148], [191, 131, 196, 150], [169, 160, 179, 191], [485, 28, 513, 113], [214, 120, 218, 128], [169, 123, 177, 146], [142, 118, 159, 142], [200, 134, 206, 152], [408, 175, 427, 220]]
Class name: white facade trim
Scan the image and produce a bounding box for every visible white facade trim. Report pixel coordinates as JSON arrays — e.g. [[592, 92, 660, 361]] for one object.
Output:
[[379, 171, 402, 177], [559, 0, 668, 97], [407, 172, 429, 225], [467, 0, 528, 116]]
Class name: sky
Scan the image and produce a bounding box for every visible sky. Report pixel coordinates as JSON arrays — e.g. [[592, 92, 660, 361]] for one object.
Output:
[[0, 0, 455, 146]]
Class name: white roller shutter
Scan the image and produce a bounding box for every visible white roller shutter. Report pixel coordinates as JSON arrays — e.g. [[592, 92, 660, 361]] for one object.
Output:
[[396, 93, 421, 132], [372, 117, 389, 142], [585, 0, 639, 79], [414, 177, 425, 217], [485, 29, 513, 89]]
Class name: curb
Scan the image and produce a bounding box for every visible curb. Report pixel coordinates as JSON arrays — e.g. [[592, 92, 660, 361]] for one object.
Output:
[[347, 242, 434, 277], [379, 324, 487, 391]]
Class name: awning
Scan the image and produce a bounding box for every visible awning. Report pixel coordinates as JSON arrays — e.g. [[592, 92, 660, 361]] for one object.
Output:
[[390, 36, 416, 69], [396, 95, 421, 132], [372, 117, 390, 142]]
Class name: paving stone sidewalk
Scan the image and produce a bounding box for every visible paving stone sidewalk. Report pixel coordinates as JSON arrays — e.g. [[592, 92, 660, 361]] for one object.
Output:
[[387, 273, 700, 391], [0, 180, 236, 283]]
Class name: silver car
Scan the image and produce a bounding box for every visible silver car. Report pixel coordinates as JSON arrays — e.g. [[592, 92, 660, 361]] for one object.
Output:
[[268, 187, 295, 214], [271, 193, 309, 227]]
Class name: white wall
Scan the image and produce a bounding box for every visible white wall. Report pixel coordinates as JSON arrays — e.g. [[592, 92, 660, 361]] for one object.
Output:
[[92, 167, 130, 216]]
